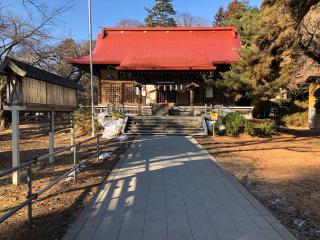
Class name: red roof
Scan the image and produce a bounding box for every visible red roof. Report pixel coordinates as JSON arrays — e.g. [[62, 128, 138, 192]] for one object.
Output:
[[66, 27, 241, 71]]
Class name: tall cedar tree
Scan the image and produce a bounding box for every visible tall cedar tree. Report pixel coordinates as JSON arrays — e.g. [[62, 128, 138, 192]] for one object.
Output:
[[145, 0, 177, 27]]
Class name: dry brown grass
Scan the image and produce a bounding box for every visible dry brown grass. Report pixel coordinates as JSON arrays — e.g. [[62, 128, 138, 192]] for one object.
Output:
[[196, 129, 320, 240]]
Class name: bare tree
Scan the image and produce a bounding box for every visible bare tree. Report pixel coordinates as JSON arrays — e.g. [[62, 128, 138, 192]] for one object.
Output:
[[0, 1, 70, 129], [175, 13, 209, 27], [116, 19, 143, 27], [0, 6, 69, 61]]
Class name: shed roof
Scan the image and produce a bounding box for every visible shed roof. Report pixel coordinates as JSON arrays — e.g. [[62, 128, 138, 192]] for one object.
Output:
[[0, 58, 83, 90], [66, 27, 241, 71]]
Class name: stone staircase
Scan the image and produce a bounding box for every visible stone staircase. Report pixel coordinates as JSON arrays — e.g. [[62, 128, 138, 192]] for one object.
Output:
[[124, 116, 207, 136]]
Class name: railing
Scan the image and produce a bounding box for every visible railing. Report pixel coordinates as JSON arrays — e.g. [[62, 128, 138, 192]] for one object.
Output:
[[0, 135, 100, 225], [94, 105, 152, 116]]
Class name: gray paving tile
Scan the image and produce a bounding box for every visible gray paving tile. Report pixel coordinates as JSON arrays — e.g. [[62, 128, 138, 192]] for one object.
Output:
[[166, 197, 186, 212], [234, 220, 269, 240], [92, 216, 122, 240], [202, 197, 223, 211], [208, 210, 237, 231], [146, 202, 166, 219], [216, 230, 243, 240], [168, 230, 193, 240], [75, 227, 96, 240], [148, 190, 165, 204], [252, 215, 273, 229], [122, 210, 145, 230], [144, 218, 167, 232], [262, 229, 284, 240], [63, 136, 296, 240], [117, 230, 144, 240], [189, 218, 218, 240], [143, 230, 167, 240], [182, 191, 202, 204], [185, 203, 209, 220], [167, 211, 190, 230]]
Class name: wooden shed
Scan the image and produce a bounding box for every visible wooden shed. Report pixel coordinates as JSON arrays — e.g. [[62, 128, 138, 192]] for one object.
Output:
[[0, 58, 82, 111], [0, 57, 83, 185]]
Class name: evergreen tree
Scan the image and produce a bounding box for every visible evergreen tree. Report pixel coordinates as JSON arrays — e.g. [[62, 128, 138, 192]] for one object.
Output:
[[213, 7, 225, 26], [213, 0, 258, 46], [145, 0, 177, 27], [214, 0, 320, 101]]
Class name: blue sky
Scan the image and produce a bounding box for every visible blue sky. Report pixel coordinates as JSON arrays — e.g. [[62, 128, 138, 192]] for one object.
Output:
[[3, 0, 261, 41]]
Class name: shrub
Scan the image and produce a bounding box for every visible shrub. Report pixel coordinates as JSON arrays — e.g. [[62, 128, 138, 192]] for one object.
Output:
[[258, 121, 276, 136], [75, 106, 100, 134], [223, 112, 246, 136], [253, 100, 274, 119], [75, 107, 92, 134], [283, 112, 308, 128], [244, 121, 255, 135]]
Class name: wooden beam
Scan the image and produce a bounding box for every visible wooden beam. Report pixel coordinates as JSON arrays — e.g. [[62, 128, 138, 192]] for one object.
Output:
[[8, 62, 27, 77]]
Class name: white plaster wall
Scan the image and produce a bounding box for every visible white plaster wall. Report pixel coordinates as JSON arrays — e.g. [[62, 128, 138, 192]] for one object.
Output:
[[146, 85, 157, 105]]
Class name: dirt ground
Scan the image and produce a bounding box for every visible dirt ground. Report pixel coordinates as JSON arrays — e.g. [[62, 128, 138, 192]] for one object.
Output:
[[196, 128, 320, 240], [0, 123, 134, 240]]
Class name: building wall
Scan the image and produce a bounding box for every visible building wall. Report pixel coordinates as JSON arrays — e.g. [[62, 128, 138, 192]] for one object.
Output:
[[22, 77, 76, 106], [145, 85, 157, 105]]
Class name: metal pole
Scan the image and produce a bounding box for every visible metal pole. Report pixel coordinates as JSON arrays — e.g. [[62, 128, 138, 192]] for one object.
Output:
[[26, 165, 32, 225], [88, 0, 95, 137]]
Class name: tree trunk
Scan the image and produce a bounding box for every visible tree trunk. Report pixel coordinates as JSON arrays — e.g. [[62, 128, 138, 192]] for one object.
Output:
[[0, 78, 10, 129], [0, 109, 11, 129]]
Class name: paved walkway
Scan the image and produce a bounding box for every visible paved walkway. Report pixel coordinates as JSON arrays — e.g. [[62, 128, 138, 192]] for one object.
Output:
[[63, 135, 296, 240]]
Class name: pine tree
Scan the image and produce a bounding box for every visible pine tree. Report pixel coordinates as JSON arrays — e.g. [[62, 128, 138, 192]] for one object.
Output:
[[213, 7, 225, 26], [145, 0, 177, 27], [209, 0, 320, 104]]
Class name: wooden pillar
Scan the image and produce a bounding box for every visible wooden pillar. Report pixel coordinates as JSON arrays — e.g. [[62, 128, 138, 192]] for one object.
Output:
[[12, 108, 20, 185], [49, 110, 54, 163], [138, 87, 142, 115], [155, 89, 159, 104], [190, 89, 194, 116]]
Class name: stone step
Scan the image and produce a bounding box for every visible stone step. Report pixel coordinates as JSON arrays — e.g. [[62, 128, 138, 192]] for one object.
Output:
[[127, 130, 205, 136], [130, 118, 201, 122], [128, 127, 202, 131], [132, 116, 201, 119], [124, 116, 205, 136], [130, 123, 201, 126]]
